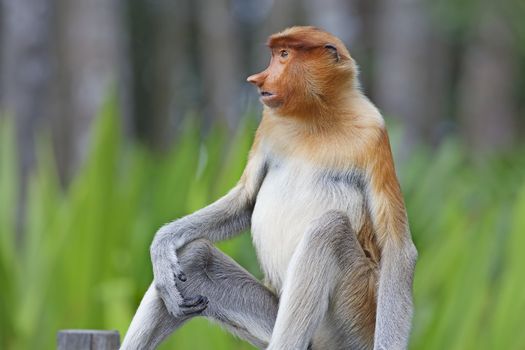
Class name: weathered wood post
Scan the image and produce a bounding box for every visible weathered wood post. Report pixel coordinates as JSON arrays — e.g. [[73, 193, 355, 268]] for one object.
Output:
[[57, 330, 120, 350]]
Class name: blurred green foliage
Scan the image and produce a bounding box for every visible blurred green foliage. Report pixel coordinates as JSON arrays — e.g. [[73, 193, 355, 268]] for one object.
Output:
[[1, 97, 525, 350]]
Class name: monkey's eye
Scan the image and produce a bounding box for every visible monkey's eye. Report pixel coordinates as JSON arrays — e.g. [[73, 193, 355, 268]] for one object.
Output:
[[279, 49, 289, 58]]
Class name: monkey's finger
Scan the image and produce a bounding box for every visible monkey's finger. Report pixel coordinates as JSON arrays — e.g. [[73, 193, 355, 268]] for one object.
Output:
[[179, 295, 208, 316], [167, 248, 185, 280], [174, 271, 187, 282], [180, 295, 207, 307]]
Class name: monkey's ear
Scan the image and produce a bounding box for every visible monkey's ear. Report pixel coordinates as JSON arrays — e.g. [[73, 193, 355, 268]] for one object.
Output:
[[324, 44, 340, 62]]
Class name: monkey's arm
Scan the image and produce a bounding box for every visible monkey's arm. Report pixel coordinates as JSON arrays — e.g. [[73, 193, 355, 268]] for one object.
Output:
[[150, 151, 266, 317], [368, 131, 417, 350]]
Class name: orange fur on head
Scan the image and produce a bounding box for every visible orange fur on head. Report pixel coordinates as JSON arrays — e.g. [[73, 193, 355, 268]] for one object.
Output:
[[266, 26, 351, 59], [247, 26, 358, 120]]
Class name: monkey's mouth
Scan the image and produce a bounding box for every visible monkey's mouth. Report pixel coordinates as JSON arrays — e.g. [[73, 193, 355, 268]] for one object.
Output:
[[258, 90, 281, 107]]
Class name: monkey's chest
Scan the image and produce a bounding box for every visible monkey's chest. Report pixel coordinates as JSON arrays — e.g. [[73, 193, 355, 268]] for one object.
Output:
[[251, 162, 365, 293]]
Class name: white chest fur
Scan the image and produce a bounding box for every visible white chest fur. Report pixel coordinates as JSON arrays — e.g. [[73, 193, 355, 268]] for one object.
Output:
[[251, 158, 366, 293]]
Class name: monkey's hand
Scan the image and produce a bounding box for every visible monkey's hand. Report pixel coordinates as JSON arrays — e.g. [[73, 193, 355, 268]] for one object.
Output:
[[151, 223, 209, 317]]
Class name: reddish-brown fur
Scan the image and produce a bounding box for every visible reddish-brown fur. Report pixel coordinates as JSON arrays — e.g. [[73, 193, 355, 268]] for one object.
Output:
[[248, 26, 358, 120], [247, 26, 407, 245], [245, 27, 410, 344]]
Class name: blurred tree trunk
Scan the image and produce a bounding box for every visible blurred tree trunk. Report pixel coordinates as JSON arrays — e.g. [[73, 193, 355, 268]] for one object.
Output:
[[349, 0, 378, 94], [128, 0, 192, 151], [150, 0, 192, 149], [56, 0, 129, 179], [374, 0, 449, 155], [196, 0, 240, 130], [0, 0, 57, 238], [458, 4, 517, 154]]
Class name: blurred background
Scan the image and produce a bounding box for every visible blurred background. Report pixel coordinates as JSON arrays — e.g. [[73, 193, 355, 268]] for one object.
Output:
[[1, 0, 525, 349]]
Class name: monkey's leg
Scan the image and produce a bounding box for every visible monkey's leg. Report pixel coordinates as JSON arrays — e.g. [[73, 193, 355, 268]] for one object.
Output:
[[179, 239, 278, 347], [268, 210, 374, 350], [120, 283, 186, 350], [121, 239, 278, 350]]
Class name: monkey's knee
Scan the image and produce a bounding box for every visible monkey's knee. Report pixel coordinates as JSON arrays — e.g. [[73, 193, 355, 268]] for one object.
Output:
[[315, 210, 351, 230], [178, 239, 213, 273], [307, 210, 352, 244], [304, 210, 364, 263]]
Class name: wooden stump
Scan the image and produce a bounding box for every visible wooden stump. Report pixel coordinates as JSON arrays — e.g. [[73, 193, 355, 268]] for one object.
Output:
[[57, 330, 120, 350]]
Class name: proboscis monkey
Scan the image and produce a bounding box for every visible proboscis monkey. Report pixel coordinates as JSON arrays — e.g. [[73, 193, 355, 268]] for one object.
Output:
[[121, 26, 417, 350]]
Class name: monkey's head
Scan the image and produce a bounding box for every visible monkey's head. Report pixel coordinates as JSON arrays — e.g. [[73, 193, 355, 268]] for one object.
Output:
[[247, 26, 357, 118]]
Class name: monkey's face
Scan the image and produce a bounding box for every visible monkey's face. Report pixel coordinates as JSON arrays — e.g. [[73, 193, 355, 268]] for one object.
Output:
[[247, 27, 357, 117], [247, 47, 332, 115], [247, 45, 355, 118], [247, 48, 295, 110]]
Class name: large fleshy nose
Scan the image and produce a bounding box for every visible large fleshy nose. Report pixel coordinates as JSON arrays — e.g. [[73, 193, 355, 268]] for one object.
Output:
[[246, 71, 266, 87]]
